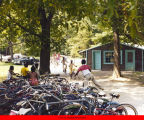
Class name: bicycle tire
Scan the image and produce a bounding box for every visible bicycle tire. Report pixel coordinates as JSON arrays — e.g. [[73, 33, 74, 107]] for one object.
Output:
[[111, 104, 128, 115], [94, 101, 128, 115], [94, 105, 128, 115], [58, 103, 88, 115], [117, 104, 138, 115]]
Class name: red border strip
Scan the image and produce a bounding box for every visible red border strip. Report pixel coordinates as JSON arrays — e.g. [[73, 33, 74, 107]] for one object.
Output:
[[1, 115, 144, 120]]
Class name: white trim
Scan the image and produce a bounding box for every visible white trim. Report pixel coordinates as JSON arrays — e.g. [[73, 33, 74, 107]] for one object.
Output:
[[103, 50, 123, 64], [121, 43, 144, 50]]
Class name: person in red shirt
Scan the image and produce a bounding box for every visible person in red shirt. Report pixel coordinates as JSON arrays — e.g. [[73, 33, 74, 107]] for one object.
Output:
[[75, 59, 103, 90]]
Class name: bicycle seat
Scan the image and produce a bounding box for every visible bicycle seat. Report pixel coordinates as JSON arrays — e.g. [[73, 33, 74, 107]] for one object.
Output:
[[109, 93, 120, 99]]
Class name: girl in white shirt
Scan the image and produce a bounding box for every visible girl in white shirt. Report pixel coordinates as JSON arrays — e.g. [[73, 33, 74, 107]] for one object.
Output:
[[7, 66, 16, 80]]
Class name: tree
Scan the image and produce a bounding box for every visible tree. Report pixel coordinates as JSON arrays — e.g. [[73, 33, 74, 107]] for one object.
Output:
[[94, 0, 140, 78], [66, 17, 94, 57], [125, 0, 144, 44], [0, 0, 97, 74]]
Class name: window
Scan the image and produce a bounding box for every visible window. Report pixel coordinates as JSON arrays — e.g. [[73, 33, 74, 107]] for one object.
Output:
[[104, 51, 122, 64], [105, 52, 114, 63]]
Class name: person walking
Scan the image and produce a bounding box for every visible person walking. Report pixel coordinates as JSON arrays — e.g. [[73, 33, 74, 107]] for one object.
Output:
[[69, 60, 77, 79], [56, 53, 61, 65], [75, 59, 103, 90], [62, 57, 67, 74]]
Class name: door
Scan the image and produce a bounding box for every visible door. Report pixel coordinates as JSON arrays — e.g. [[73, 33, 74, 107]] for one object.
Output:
[[93, 50, 101, 70], [125, 50, 135, 71]]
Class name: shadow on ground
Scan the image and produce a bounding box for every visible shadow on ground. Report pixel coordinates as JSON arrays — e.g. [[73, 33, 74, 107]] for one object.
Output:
[[122, 71, 144, 86]]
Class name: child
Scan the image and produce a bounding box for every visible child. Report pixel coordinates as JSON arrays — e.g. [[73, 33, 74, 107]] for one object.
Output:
[[7, 66, 16, 80], [53, 52, 57, 66], [62, 57, 67, 73], [56, 53, 60, 65], [29, 66, 39, 86], [21, 63, 29, 79], [34, 63, 40, 77], [75, 59, 103, 90], [69, 60, 77, 79]]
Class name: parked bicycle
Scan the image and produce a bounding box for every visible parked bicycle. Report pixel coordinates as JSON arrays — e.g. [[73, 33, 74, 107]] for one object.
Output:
[[0, 74, 138, 115]]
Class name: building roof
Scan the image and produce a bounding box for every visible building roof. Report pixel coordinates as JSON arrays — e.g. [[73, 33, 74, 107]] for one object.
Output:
[[122, 43, 144, 50], [79, 43, 144, 53]]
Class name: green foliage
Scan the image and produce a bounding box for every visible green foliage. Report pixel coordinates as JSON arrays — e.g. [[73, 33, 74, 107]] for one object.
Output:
[[66, 17, 94, 57], [0, 0, 144, 59]]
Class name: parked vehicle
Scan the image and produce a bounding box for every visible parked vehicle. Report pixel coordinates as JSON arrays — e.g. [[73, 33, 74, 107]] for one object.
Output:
[[13, 57, 39, 65], [2, 53, 26, 63], [2, 55, 11, 63], [13, 53, 26, 59], [0, 54, 4, 61]]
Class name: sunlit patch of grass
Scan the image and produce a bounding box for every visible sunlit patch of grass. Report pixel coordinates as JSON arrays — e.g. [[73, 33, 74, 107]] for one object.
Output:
[[0, 76, 6, 82], [0, 62, 13, 66], [0, 62, 31, 82]]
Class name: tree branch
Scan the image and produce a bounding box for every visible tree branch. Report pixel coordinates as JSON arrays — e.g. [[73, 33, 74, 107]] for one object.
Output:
[[125, 30, 144, 43], [136, 31, 144, 41], [7, 15, 41, 38], [15, 22, 41, 38], [124, 33, 133, 40]]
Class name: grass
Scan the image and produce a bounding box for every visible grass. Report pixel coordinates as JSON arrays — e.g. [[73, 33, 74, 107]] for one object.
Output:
[[0, 62, 31, 82]]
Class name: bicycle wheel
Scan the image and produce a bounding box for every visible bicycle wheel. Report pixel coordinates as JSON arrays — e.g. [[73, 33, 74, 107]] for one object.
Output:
[[117, 104, 138, 115], [94, 102, 128, 115], [58, 104, 88, 115], [113, 105, 128, 115], [0, 95, 9, 107], [38, 103, 62, 115], [94, 106, 127, 115]]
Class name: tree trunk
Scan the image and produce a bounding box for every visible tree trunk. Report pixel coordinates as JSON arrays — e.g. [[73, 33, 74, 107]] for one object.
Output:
[[39, 23, 51, 74], [112, 29, 121, 78], [9, 41, 13, 60], [38, 1, 53, 74], [6, 47, 10, 55], [40, 42, 51, 74]]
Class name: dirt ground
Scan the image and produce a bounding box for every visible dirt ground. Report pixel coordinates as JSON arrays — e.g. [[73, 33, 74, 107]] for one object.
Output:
[[64, 70, 144, 86], [91, 70, 144, 87], [62, 70, 144, 115]]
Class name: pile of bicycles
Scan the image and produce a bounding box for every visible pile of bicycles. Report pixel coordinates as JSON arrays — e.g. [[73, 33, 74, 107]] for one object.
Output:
[[0, 74, 138, 115]]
